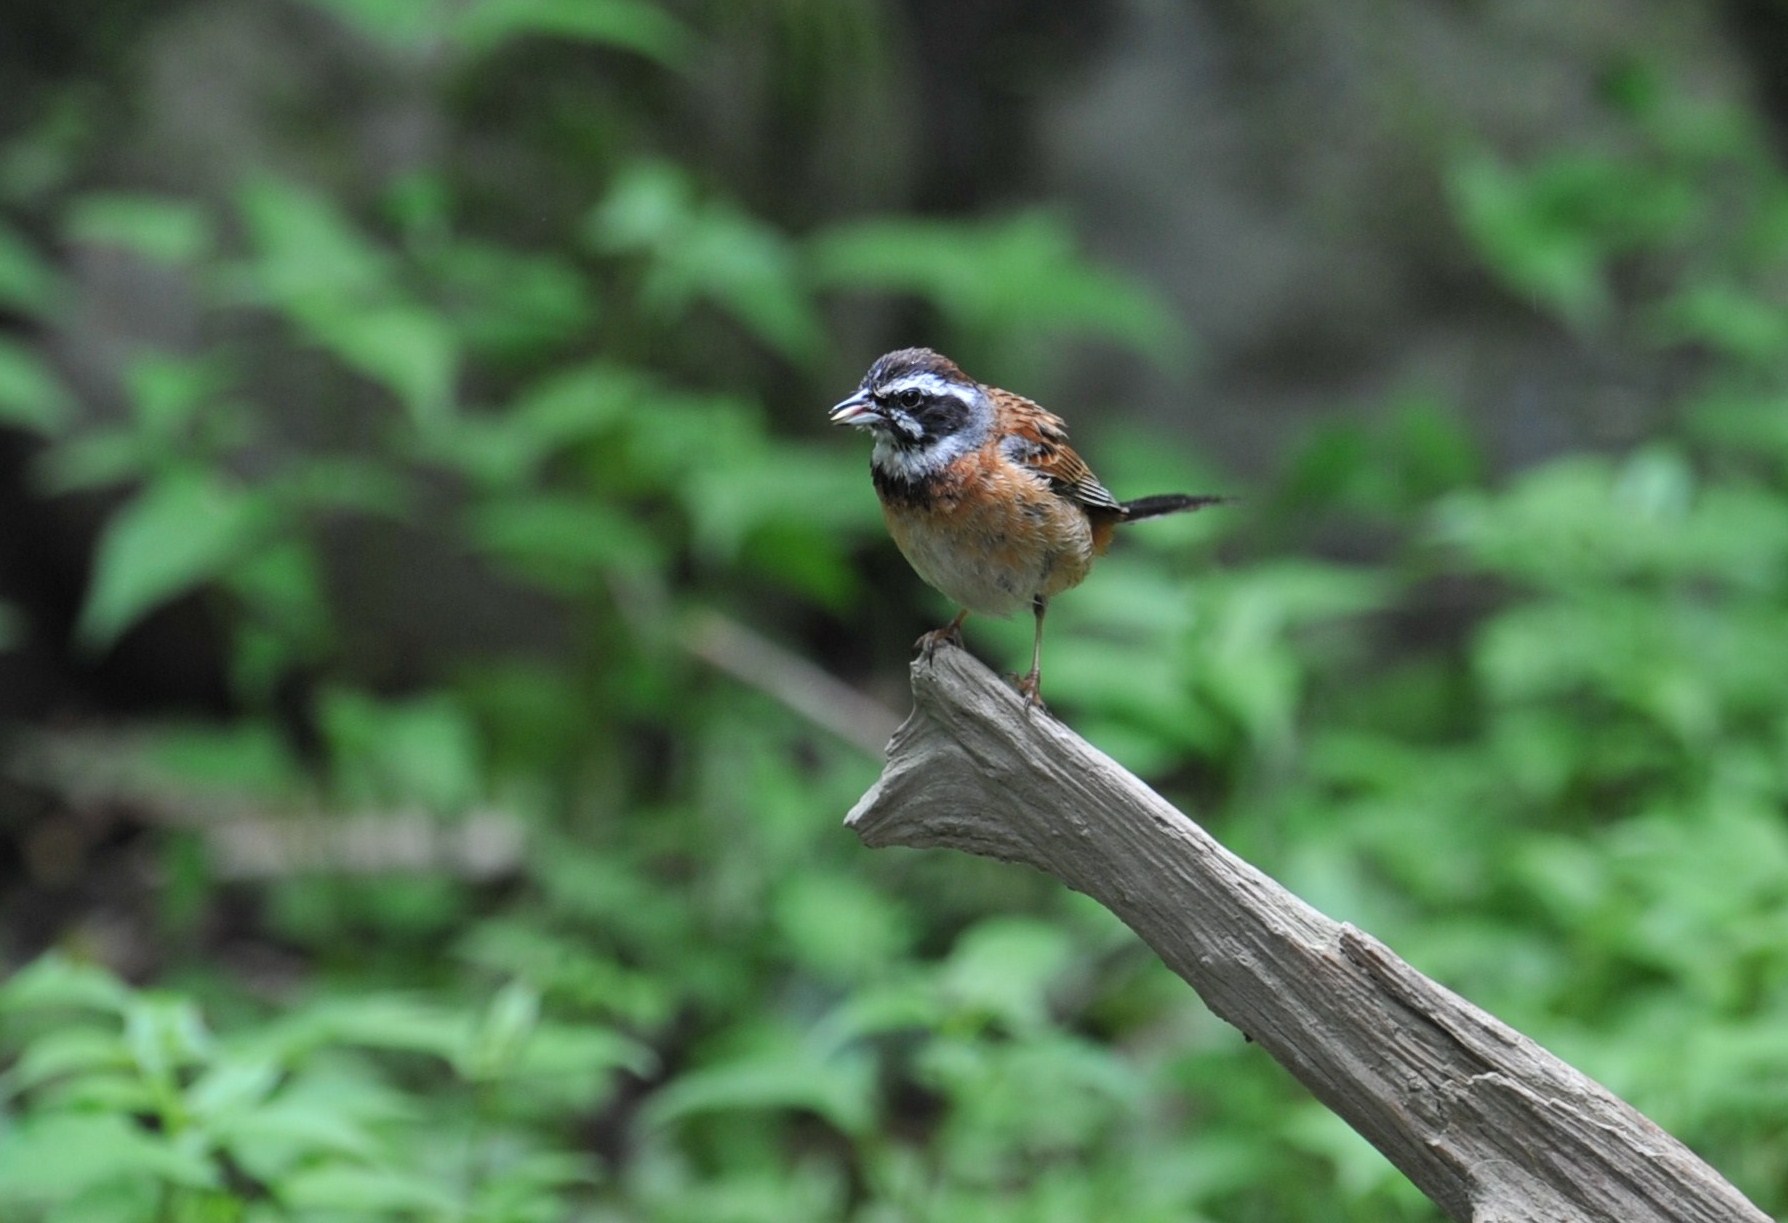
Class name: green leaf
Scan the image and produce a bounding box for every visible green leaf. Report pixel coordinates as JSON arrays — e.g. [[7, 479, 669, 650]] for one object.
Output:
[[458, 980, 541, 1081], [258, 994, 467, 1063], [644, 1042, 877, 1137], [1687, 389, 1788, 466], [184, 1058, 281, 1123], [309, 304, 457, 425], [684, 444, 871, 561], [431, 239, 596, 356], [773, 872, 911, 985], [465, 1151, 599, 1210], [811, 980, 942, 1053], [149, 722, 308, 795], [669, 212, 820, 363], [588, 160, 690, 250], [1449, 153, 1609, 324], [123, 995, 212, 1085], [0, 1113, 217, 1201], [458, 917, 674, 1028], [220, 538, 335, 680], [506, 1023, 655, 1085], [1447, 150, 1693, 328], [25, 1070, 157, 1117], [220, 1065, 410, 1180], [0, 337, 72, 432], [0, 955, 131, 1016], [0, 221, 61, 316], [465, 494, 660, 586], [222, 1095, 383, 1177], [65, 194, 213, 265], [809, 211, 1182, 363], [506, 361, 645, 453], [277, 1164, 459, 1213], [1283, 1104, 1409, 1199], [939, 918, 1074, 1032], [587, 163, 822, 363], [33, 428, 144, 492], [453, 0, 692, 65], [317, 689, 484, 810], [426, 357, 653, 487], [1652, 281, 1788, 363], [232, 177, 391, 307], [914, 1031, 1145, 1168], [77, 473, 269, 650], [125, 352, 231, 438], [4, 1027, 131, 1093], [0, 97, 88, 203]]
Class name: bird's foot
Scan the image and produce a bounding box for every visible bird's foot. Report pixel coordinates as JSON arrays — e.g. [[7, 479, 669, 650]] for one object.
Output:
[[915, 623, 964, 660], [1013, 670, 1049, 717]]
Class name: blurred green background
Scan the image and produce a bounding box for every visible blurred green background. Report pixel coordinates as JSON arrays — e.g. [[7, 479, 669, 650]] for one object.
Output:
[[3, 1, 1788, 1219]]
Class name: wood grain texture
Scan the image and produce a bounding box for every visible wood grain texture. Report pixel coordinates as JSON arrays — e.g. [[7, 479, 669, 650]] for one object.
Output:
[[846, 645, 1767, 1223]]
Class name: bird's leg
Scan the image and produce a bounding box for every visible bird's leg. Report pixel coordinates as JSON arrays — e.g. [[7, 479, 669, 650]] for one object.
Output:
[[1014, 596, 1048, 713], [915, 608, 969, 659]]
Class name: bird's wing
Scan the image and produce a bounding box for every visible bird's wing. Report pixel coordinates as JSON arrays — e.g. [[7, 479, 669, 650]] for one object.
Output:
[[995, 392, 1125, 514]]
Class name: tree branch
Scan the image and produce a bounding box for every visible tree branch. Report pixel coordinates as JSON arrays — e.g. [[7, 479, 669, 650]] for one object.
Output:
[[846, 646, 1766, 1223], [682, 609, 901, 756]]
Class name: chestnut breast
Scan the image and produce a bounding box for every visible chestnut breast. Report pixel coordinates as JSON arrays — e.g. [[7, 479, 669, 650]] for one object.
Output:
[[874, 448, 1109, 616]]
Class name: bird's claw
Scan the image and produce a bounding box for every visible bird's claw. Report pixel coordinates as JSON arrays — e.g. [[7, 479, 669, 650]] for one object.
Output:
[[915, 624, 963, 660], [1013, 670, 1048, 716]]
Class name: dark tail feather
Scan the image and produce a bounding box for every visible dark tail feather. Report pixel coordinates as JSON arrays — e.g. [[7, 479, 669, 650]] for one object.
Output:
[[1120, 493, 1233, 521]]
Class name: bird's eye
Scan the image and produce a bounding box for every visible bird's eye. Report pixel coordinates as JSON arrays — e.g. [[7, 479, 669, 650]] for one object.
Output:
[[896, 388, 925, 410]]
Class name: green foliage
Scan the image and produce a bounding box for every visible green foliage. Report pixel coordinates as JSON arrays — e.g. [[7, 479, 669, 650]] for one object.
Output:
[[809, 211, 1183, 369], [76, 472, 273, 651], [0, 337, 72, 433], [304, 0, 693, 63], [0, 220, 63, 316], [65, 194, 214, 267], [0, 957, 646, 1221], [1450, 150, 1692, 325], [3, 13, 1788, 1223], [590, 162, 823, 364]]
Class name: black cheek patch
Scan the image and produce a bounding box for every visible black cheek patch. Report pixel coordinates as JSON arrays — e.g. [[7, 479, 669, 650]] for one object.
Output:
[[920, 399, 968, 437]]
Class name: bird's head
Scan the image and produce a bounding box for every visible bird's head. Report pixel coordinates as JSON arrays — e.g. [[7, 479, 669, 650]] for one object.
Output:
[[828, 348, 987, 452]]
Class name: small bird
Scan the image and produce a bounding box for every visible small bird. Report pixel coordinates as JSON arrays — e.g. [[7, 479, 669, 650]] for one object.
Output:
[[830, 347, 1226, 709]]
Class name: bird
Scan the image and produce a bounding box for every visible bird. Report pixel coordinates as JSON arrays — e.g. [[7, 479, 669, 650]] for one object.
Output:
[[829, 346, 1226, 709]]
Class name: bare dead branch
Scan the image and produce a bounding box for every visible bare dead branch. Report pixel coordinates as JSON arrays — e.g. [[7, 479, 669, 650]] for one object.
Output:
[[682, 609, 901, 755], [846, 645, 1767, 1223]]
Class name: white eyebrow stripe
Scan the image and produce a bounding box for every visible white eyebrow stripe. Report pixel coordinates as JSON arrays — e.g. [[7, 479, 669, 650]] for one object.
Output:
[[879, 373, 974, 404]]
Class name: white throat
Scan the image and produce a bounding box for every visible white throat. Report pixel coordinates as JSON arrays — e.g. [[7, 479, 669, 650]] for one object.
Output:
[[869, 385, 993, 483]]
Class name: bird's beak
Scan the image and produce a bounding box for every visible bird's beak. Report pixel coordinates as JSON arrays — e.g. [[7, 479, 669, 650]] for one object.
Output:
[[828, 391, 879, 426]]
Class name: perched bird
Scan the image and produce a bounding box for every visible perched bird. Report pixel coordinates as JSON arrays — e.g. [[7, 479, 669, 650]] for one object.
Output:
[[829, 347, 1226, 708]]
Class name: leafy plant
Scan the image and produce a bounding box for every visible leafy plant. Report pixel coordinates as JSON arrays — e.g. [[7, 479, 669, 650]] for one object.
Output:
[[0, 956, 648, 1222], [3, 12, 1787, 1223]]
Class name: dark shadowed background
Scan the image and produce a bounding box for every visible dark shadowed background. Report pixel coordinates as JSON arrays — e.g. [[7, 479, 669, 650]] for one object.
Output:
[[2, 2, 1787, 1219]]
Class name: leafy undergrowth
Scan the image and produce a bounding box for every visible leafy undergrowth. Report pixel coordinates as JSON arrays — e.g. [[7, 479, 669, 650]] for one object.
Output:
[[3, 9, 1788, 1222]]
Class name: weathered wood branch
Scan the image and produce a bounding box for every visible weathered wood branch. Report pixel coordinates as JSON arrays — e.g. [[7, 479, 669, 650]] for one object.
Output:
[[846, 647, 1767, 1223]]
